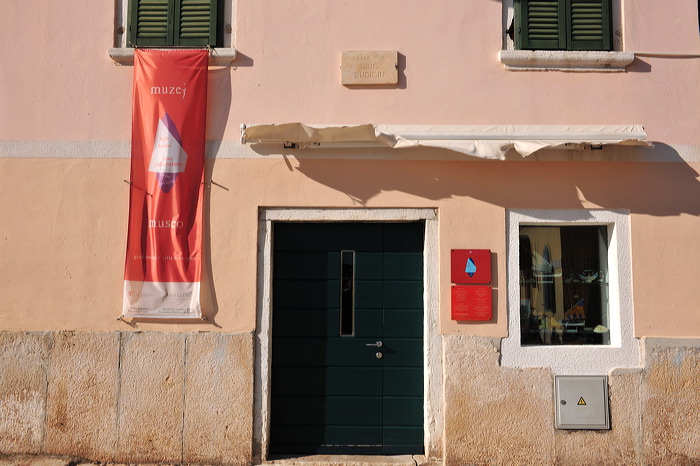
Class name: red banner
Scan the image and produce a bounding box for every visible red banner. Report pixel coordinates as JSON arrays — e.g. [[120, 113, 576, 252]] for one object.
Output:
[[123, 49, 208, 318]]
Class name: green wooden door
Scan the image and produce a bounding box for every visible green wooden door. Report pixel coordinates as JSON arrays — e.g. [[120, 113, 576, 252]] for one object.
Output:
[[270, 222, 424, 455]]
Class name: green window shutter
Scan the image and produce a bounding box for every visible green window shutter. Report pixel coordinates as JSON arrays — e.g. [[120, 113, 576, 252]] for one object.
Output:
[[515, 0, 611, 51], [516, 0, 567, 50], [128, 0, 175, 47], [567, 0, 612, 51], [175, 0, 219, 46]]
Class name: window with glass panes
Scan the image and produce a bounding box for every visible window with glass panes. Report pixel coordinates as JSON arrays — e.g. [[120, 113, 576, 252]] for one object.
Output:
[[519, 225, 610, 346]]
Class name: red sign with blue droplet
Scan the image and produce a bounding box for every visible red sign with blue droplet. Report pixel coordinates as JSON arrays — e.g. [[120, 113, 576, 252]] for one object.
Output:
[[451, 249, 491, 284]]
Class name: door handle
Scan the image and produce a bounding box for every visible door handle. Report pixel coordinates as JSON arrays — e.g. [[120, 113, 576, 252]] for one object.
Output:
[[366, 341, 383, 347]]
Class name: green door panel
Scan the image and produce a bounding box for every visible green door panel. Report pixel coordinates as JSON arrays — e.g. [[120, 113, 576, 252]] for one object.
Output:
[[383, 281, 424, 309], [272, 395, 382, 426], [271, 426, 383, 454], [273, 308, 383, 338], [271, 222, 424, 455], [273, 367, 383, 396], [272, 308, 341, 338], [355, 252, 384, 280], [273, 280, 340, 309], [274, 223, 384, 252], [383, 367, 423, 397], [383, 426, 424, 449], [382, 223, 425, 252], [273, 337, 384, 367], [354, 280, 384, 308], [381, 338, 423, 366], [384, 309, 424, 338], [384, 253, 424, 280], [272, 425, 383, 445], [383, 396, 424, 425], [353, 309, 384, 338], [274, 252, 341, 280]]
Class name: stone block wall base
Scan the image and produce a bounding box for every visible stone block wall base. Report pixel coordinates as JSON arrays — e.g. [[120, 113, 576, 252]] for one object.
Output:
[[441, 335, 700, 465], [443, 335, 554, 465], [0, 333, 51, 454], [642, 339, 700, 463], [0, 331, 254, 465], [1, 332, 699, 464]]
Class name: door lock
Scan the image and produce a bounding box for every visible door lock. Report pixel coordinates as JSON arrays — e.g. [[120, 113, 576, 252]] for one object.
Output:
[[376, 352, 383, 359], [366, 341, 383, 347]]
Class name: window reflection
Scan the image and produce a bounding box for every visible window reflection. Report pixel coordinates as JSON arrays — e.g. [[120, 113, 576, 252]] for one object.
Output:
[[519, 226, 609, 346]]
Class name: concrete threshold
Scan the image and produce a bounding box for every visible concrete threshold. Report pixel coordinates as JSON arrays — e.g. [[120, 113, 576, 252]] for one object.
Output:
[[0, 454, 442, 466], [264, 454, 437, 466]]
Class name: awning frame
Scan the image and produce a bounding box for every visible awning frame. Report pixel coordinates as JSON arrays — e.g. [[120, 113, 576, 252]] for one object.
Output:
[[240, 123, 649, 159]]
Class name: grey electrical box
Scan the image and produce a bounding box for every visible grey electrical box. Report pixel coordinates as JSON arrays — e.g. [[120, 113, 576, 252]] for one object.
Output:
[[555, 375, 610, 430]]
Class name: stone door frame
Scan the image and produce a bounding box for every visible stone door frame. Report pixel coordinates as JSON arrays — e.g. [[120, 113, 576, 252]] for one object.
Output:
[[254, 208, 443, 462]]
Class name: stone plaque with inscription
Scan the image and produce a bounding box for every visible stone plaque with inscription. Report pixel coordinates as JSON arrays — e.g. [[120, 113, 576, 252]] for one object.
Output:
[[341, 50, 398, 86]]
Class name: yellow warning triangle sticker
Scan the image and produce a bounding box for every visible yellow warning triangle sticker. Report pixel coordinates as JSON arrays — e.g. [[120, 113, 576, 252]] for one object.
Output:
[[578, 397, 587, 406]]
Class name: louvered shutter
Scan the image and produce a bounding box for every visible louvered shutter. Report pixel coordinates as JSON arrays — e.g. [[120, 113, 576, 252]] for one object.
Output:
[[568, 0, 611, 51], [515, 0, 611, 51], [128, 0, 219, 47], [128, 0, 175, 47], [175, 0, 219, 46], [516, 0, 566, 50]]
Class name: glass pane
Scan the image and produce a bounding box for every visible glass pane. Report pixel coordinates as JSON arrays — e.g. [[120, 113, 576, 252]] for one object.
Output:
[[519, 225, 609, 346], [340, 250, 355, 336]]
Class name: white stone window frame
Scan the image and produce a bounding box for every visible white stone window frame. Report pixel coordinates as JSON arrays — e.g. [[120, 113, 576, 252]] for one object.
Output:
[[108, 0, 237, 66], [499, 0, 635, 71], [502, 209, 641, 375], [253, 208, 443, 462]]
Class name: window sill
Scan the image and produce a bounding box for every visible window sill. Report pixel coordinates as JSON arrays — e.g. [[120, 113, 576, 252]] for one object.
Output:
[[108, 47, 237, 66], [498, 50, 635, 72]]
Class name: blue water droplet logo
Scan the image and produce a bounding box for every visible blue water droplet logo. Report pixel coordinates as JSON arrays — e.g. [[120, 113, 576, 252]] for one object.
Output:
[[465, 257, 477, 277]]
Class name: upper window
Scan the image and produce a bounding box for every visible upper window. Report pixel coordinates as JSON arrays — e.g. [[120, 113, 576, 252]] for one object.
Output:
[[127, 0, 222, 47], [514, 0, 612, 51]]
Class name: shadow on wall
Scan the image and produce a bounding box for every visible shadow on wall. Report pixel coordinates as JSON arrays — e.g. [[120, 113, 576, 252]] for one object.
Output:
[[201, 65, 233, 325], [268, 143, 700, 217], [628, 58, 652, 73]]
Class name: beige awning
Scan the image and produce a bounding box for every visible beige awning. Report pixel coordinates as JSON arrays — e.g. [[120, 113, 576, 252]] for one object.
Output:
[[241, 123, 649, 159]]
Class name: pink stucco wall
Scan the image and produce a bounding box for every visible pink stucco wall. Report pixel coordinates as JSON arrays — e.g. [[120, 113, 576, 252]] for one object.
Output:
[[0, 0, 699, 337], [2, 156, 700, 338], [1, 1, 698, 142]]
